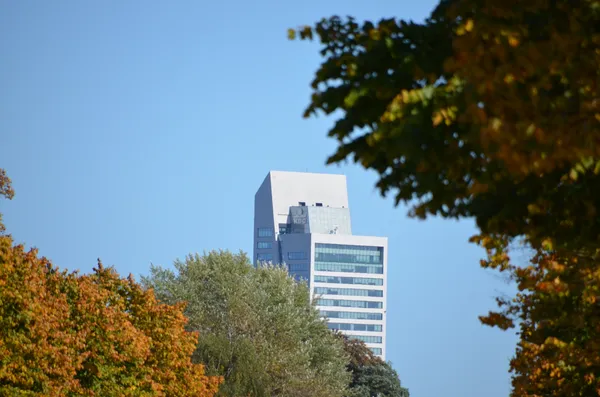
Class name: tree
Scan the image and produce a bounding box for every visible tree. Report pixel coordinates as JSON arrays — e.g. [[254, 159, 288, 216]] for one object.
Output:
[[142, 251, 350, 397], [0, 168, 14, 233], [290, 1, 600, 395], [338, 334, 409, 397], [477, 239, 600, 396], [0, 173, 221, 396], [289, 0, 600, 252]]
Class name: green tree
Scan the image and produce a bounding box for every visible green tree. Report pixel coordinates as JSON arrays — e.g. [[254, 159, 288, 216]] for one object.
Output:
[[142, 251, 350, 397], [290, 1, 600, 395], [339, 335, 409, 397]]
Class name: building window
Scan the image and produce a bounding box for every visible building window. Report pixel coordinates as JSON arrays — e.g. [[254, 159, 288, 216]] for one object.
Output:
[[314, 287, 383, 297], [299, 201, 306, 206], [257, 253, 273, 262], [314, 243, 384, 274], [257, 241, 272, 249], [320, 311, 383, 321], [370, 347, 382, 355], [349, 335, 383, 344], [315, 243, 383, 264], [314, 263, 383, 274], [313, 275, 384, 286], [288, 263, 308, 272], [258, 227, 274, 237], [327, 323, 382, 332], [316, 299, 383, 309], [287, 251, 306, 260], [316, 202, 323, 207]]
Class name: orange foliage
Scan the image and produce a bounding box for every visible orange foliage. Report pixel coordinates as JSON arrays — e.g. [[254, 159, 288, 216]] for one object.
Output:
[[448, 0, 600, 176], [0, 234, 221, 396], [476, 234, 600, 396]]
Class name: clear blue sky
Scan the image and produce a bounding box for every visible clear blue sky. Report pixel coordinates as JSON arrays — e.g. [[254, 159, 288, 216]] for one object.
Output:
[[0, 1, 517, 396]]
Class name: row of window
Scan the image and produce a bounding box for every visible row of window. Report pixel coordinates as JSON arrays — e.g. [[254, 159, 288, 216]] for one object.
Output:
[[315, 253, 383, 265], [257, 227, 274, 237], [288, 263, 308, 272], [288, 251, 306, 260], [315, 244, 383, 265], [320, 310, 383, 321], [350, 335, 382, 344], [314, 263, 383, 274], [328, 323, 382, 332], [257, 261, 384, 276], [257, 241, 272, 249], [316, 299, 383, 309], [316, 243, 382, 254], [314, 287, 383, 297], [314, 275, 384, 286], [257, 253, 273, 262]]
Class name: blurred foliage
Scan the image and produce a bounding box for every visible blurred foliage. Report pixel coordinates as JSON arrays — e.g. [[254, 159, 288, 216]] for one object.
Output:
[[292, 0, 600, 395]]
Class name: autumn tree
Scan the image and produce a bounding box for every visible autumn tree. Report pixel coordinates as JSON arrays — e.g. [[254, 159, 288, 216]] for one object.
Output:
[[338, 334, 409, 397], [290, 0, 600, 395], [291, 1, 600, 252], [142, 251, 350, 397], [0, 249, 222, 396], [0, 168, 14, 233], [0, 172, 221, 396]]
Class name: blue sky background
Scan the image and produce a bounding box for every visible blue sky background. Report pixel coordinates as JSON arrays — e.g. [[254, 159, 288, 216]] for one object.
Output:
[[1, 1, 517, 396]]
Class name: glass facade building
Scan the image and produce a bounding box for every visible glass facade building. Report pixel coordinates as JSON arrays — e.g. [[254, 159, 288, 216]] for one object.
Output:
[[253, 171, 388, 359]]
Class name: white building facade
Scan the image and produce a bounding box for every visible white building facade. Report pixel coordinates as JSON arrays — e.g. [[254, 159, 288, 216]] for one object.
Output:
[[253, 171, 388, 359]]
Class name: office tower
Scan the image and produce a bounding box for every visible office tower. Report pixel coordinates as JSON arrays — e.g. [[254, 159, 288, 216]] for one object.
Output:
[[253, 171, 388, 359]]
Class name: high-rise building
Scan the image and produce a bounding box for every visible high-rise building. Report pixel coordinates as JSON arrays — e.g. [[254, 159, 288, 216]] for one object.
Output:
[[253, 171, 388, 359]]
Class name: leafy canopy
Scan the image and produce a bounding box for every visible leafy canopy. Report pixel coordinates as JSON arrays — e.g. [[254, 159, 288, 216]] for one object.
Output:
[[291, 1, 600, 396], [291, 0, 600, 253], [142, 251, 350, 397], [479, 243, 600, 396]]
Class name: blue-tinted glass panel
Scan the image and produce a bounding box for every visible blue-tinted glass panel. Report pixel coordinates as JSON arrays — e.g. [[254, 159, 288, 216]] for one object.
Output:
[[314, 243, 384, 274], [316, 299, 383, 309], [315, 243, 383, 264], [258, 227, 274, 237], [288, 263, 308, 272], [327, 323, 382, 332], [257, 241, 272, 249], [314, 275, 383, 286], [320, 311, 383, 321], [288, 251, 306, 260], [257, 253, 273, 261], [314, 263, 383, 274], [314, 287, 383, 297], [350, 335, 382, 344], [370, 348, 382, 355]]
